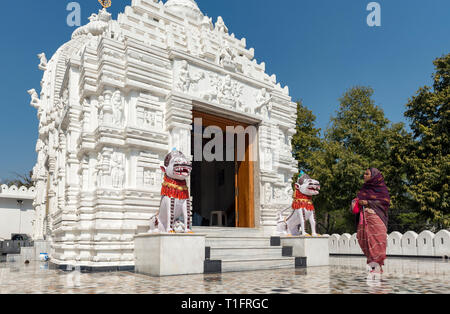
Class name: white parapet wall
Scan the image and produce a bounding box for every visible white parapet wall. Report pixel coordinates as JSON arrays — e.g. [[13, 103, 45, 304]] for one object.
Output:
[[349, 233, 363, 255], [434, 230, 450, 257], [401, 231, 418, 256], [417, 230, 435, 257], [387, 231, 402, 255], [329, 230, 450, 258], [329, 234, 340, 254], [337, 233, 351, 255], [0, 185, 36, 239]]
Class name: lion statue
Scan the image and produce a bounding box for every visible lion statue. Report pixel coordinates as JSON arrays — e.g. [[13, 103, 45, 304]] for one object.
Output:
[[149, 150, 193, 233], [276, 172, 321, 236]]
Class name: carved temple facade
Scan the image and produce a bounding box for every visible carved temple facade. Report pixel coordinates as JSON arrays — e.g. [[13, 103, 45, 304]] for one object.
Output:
[[30, 0, 298, 268]]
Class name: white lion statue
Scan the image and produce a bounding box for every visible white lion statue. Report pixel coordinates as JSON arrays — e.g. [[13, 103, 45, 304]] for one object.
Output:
[[149, 150, 193, 234], [276, 172, 321, 236]]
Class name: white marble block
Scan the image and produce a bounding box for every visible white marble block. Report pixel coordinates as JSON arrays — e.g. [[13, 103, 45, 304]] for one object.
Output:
[[280, 235, 329, 267], [134, 233, 206, 276]]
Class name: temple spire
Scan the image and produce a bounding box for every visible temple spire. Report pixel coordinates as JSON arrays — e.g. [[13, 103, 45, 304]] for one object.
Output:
[[165, 0, 203, 19]]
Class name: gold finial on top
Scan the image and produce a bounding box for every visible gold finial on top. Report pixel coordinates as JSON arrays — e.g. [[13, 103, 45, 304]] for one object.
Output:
[[98, 0, 112, 9]]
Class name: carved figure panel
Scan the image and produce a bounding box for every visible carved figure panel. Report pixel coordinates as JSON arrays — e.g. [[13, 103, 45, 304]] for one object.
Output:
[[137, 107, 164, 130], [255, 88, 272, 119], [111, 152, 126, 189], [97, 90, 125, 127], [176, 60, 205, 94], [142, 168, 163, 187]]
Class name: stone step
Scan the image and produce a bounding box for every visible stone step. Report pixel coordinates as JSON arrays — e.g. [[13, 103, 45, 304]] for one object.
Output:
[[221, 257, 296, 273], [193, 227, 265, 237], [194, 227, 297, 272], [210, 246, 284, 260], [206, 236, 270, 248]]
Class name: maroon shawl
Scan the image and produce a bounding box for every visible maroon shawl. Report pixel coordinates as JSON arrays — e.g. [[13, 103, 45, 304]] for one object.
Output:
[[357, 168, 390, 227]]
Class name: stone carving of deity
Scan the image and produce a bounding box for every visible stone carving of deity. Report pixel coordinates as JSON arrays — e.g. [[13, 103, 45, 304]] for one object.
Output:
[[218, 75, 243, 109], [37, 53, 47, 71], [95, 152, 104, 187], [215, 16, 228, 33], [27, 89, 40, 109], [220, 75, 233, 100], [255, 88, 272, 119], [202, 74, 243, 109], [112, 91, 124, 126], [177, 60, 204, 94], [111, 152, 125, 189], [218, 42, 236, 70]]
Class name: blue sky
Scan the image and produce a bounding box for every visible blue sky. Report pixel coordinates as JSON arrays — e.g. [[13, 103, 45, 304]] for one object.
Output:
[[0, 0, 449, 180]]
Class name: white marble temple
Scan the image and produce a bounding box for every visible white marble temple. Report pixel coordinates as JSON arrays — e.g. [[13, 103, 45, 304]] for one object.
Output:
[[29, 0, 298, 268]]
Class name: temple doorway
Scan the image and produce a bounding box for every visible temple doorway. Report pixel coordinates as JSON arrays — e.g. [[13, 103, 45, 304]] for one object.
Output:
[[191, 111, 255, 228]]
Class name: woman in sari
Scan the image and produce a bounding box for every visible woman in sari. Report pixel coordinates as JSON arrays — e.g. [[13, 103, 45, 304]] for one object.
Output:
[[354, 168, 390, 273]]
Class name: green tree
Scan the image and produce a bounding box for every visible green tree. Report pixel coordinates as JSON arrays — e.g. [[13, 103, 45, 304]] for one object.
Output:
[[293, 86, 413, 234], [403, 53, 450, 229], [291, 101, 322, 173]]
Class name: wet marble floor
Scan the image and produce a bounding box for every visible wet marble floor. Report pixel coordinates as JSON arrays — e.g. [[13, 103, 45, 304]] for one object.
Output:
[[0, 256, 448, 294]]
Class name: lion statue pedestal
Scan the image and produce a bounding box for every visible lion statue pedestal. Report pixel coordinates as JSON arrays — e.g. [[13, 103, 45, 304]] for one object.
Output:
[[279, 235, 330, 267], [134, 233, 206, 276]]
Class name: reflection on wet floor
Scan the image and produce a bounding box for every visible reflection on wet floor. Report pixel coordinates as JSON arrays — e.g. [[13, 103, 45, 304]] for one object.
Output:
[[0, 256, 448, 294]]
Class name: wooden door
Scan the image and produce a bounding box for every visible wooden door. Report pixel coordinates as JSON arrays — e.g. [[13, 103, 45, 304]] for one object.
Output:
[[193, 110, 255, 228], [235, 132, 254, 228]]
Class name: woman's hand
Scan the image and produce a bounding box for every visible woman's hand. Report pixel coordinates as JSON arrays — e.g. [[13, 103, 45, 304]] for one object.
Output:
[[359, 200, 368, 206]]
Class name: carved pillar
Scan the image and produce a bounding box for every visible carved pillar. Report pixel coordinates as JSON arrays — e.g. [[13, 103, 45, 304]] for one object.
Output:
[[166, 93, 193, 158]]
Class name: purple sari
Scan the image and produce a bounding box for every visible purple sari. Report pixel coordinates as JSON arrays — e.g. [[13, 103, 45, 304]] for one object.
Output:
[[357, 168, 390, 227], [357, 168, 390, 267]]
